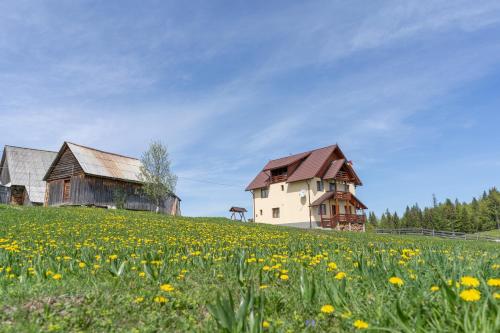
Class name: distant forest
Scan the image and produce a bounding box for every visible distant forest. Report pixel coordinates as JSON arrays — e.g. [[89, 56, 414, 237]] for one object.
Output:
[[369, 188, 500, 233]]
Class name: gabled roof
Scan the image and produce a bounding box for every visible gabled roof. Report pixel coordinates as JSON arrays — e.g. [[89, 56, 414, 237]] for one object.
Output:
[[263, 151, 310, 171], [323, 159, 362, 185], [0, 146, 57, 203], [45, 142, 143, 183], [246, 144, 363, 191]]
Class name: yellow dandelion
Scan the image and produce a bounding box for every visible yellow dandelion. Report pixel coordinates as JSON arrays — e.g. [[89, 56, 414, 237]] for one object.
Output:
[[280, 274, 289, 281], [154, 296, 167, 304], [487, 278, 500, 287], [389, 277, 404, 286], [460, 276, 479, 288], [459, 289, 481, 302], [139, 272, 146, 277], [262, 265, 270, 271], [160, 284, 175, 292], [134, 297, 144, 303], [262, 320, 270, 329], [494, 292, 500, 299], [335, 272, 346, 280], [353, 320, 369, 329], [259, 285, 269, 290], [78, 262, 86, 268], [430, 286, 440, 292], [320, 304, 335, 314], [52, 273, 62, 280]]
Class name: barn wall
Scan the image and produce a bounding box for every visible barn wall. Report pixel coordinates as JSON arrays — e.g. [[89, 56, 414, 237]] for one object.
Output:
[[46, 175, 180, 216], [0, 185, 10, 204], [46, 146, 84, 181]]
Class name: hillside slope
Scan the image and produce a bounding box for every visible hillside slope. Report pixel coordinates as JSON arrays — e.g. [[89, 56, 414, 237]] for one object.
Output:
[[0, 206, 498, 332]]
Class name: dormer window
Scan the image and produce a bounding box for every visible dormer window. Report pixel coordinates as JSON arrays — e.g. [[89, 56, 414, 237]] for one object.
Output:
[[270, 167, 287, 183], [261, 188, 269, 198]]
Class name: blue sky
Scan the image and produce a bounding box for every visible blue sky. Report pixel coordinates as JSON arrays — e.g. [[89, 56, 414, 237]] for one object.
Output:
[[1, 1, 499, 217]]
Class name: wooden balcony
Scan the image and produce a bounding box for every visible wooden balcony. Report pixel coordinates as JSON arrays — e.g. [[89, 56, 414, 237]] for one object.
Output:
[[333, 191, 351, 201], [270, 175, 287, 183], [320, 214, 366, 228]]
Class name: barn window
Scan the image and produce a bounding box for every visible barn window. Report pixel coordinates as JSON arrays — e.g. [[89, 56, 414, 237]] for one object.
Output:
[[272, 208, 280, 218]]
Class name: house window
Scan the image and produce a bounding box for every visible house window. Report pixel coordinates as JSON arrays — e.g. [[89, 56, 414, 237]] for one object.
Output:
[[259, 209, 263, 216], [316, 180, 324, 191], [272, 208, 280, 218], [318, 204, 327, 215], [281, 185, 284, 191], [261, 188, 269, 198], [329, 182, 336, 192]]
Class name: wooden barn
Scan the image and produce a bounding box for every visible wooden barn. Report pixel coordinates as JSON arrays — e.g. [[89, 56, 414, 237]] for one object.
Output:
[[0, 146, 57, 205], [43, 142, 181, 215]]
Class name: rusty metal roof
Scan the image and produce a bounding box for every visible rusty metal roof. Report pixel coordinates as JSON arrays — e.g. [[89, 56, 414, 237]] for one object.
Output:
[[66, 142, 143, 183], [0, 146, 57, 203]]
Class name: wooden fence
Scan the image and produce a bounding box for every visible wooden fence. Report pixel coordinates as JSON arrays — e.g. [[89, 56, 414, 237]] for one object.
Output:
[[375, 228, 500, 243]]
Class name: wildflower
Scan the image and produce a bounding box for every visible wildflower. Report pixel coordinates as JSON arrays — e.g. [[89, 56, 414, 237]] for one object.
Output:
[[335, 272, 346, 280], [154, 296, 167, 304], [494, 292, 500, 299], [430, 286, 440, 292], [139, 272, 146, 277], [459, 289, 481, 302], [134, 297, 144, 303], [487, 278, 500, 287], [353, 320, 369, 329], [341, 311, 352, 319], [320, 304, 335, 314], [280, 274, 289, 281], [460, 276, 479, 288], [78, 262, 86, 268], [52, 274, 62, 280], [389, 277, 404, 286], [327, 262, 337, 271], [262, 321, 270, 329], [160, 284, 175, 292], [259, 285, 269, 290], [93, 264, 100, 269], [109, 255, 118, 260]]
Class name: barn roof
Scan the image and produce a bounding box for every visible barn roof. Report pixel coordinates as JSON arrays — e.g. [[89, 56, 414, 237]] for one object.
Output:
[[0, 146, 57, 203], [45, 142, 143, 183]]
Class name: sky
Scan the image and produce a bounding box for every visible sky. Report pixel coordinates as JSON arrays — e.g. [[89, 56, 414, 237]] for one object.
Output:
[[1, 1, 500, 218]]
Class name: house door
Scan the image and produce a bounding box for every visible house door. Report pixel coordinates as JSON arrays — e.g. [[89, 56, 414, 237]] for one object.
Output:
[[331, 205, 337, 215], [63, 179, 71, 202]]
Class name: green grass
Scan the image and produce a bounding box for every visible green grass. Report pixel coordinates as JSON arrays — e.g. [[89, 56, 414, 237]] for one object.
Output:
[[475, 229, 500, 238], [0, 205, 499, 332]]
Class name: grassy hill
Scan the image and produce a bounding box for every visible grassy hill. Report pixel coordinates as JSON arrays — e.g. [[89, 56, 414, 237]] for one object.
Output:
[[0, 205, 498, 332]]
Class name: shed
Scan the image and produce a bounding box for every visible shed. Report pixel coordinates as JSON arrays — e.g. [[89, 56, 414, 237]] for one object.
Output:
[[0, 146, 57, 205], [43, 142, 181, 215], [229, 207, 247, 221]]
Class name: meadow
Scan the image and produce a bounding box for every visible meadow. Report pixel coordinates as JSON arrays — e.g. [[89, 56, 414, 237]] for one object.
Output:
[[0, 205, 498, 332]]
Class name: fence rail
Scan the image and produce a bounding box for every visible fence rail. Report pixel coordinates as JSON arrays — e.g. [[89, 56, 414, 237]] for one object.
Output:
[[375, 228, 500, 243]]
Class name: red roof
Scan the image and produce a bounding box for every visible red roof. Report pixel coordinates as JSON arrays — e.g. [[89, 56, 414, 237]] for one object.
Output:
[[287, 145, 337, 182], [263, 151, 310, 170], [246, 144, 363, 191], [323, 159, 345, 179]]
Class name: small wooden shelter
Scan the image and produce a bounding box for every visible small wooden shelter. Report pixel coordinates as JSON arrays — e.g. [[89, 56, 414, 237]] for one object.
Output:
[[0, 146, 57, 205], [43, 142, 181, 215], [229, 207, 247, 222]]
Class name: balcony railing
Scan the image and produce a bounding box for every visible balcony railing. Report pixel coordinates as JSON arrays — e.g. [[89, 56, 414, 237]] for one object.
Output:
[[270, 175, 287, 183], [320, 214, 366, 228]]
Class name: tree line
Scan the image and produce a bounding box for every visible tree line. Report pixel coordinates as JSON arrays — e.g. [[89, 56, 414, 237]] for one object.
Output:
[[368, 187, 500, 233]]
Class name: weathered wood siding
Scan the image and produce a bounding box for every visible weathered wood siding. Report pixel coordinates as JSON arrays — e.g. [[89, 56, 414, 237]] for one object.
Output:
[[46, 175, 180, 215], [0, 185, 10, 204], [46, 147, 84, 181]]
